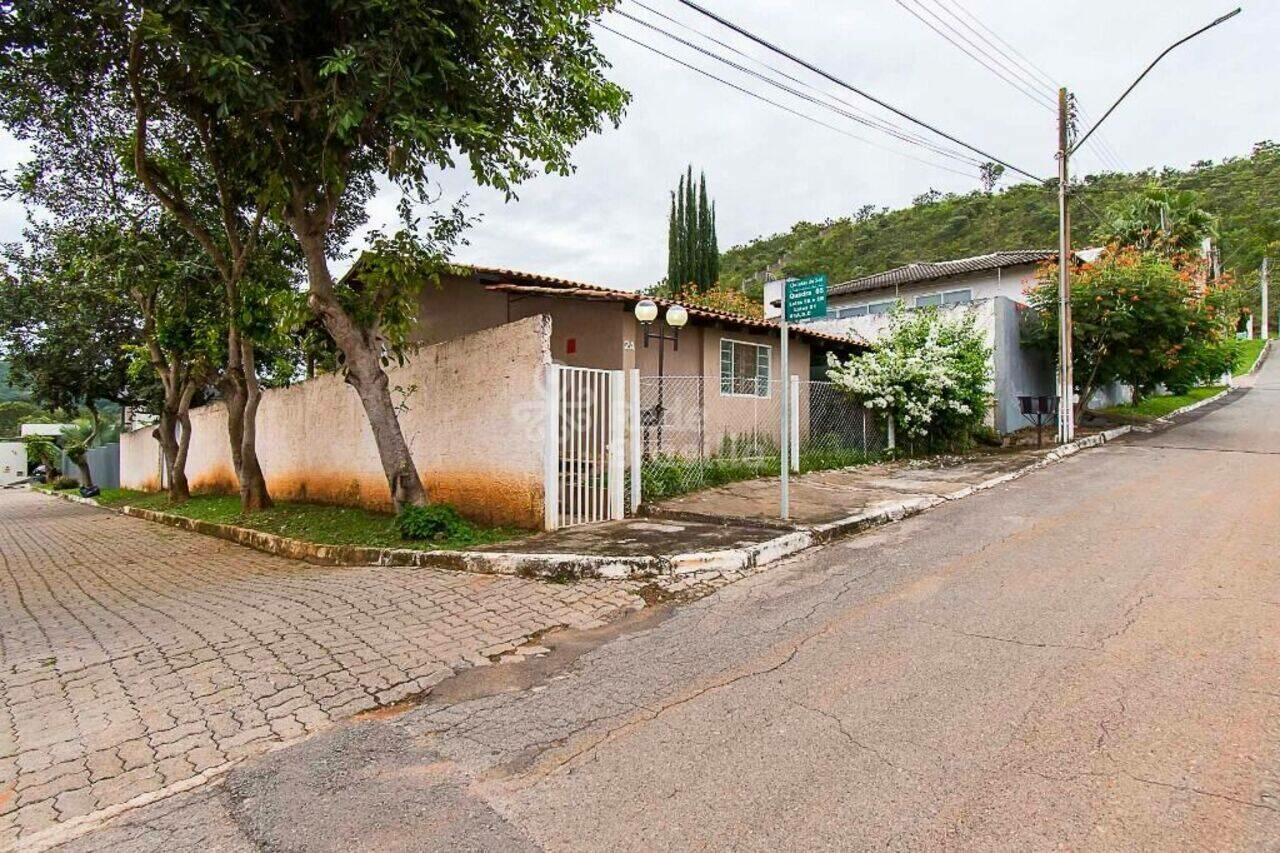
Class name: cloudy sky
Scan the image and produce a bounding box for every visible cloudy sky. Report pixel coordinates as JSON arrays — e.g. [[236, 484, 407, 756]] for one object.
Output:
[[1, 0, 1272, 290]]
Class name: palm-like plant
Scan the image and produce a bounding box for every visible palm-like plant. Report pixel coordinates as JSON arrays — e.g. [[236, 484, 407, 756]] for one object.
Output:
[[60, 418, 97, 488], [23, 434, 59, 482], [1096, 186, 1218, 259]]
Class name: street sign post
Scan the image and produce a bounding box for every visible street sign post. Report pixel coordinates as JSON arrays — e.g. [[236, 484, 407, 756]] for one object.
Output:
[[784, 273, 828, 322], [779, 274, 827, 519]]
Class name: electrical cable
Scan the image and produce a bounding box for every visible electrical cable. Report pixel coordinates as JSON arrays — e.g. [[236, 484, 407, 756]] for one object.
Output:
[[597, 23, 981, 179], [671, 0, 1047, 182]]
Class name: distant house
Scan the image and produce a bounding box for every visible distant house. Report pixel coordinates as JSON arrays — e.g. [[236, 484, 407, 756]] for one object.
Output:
[[764, 249, 1119, 435]]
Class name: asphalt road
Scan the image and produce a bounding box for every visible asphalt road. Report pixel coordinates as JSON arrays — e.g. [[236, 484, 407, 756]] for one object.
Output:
[[59, 360, 1280, 852]]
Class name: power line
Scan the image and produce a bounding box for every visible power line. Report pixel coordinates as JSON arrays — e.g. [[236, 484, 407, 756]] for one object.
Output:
[[596, 23, 980, 179], [894, 0, 1057, 113], [624, 0, 983, 166], [671, 0, 1047, 182], [614, 8, 985, 168], [915, 0, 1128, 173], [934, 0, 1060, 92]]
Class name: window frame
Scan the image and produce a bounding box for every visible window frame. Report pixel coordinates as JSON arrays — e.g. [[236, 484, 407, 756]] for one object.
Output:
[[719, 337, 773, 399]]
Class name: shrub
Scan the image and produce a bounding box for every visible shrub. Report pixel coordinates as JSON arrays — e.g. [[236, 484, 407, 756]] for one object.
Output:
[[827, 305, 992, 443], [53, 475, 79, 490], [395, 503, 476, 544]]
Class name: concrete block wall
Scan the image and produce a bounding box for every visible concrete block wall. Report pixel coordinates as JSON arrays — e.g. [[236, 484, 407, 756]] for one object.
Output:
[[121, 314, 552, 528]]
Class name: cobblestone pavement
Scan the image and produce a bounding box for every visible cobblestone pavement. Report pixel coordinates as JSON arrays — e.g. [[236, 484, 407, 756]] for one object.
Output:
[[0, 490, 643, 850]]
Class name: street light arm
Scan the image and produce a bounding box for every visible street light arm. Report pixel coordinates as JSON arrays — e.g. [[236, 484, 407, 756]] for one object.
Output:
[[1071, 7, 1241, 155]]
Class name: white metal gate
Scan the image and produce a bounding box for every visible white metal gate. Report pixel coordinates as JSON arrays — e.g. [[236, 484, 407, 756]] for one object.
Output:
[[544, 365, 624, 530]]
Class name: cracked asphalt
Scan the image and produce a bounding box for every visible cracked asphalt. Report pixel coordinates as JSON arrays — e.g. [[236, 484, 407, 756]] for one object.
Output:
[[42, 357, 1280, 851]]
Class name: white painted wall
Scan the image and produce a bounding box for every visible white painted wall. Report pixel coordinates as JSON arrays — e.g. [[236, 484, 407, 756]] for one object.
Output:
[[0, 441, 26, 485], [20, 423, 71, 437], [809, 296, 1059, 435], [820, 264, 1042, 318]]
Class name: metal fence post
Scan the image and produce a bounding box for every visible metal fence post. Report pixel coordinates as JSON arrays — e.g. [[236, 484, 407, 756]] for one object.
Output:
[[789, 375, 800, 473], [543, 364, 560, 531], [628, 369, 641, 511], [608, 370, 625, 520], [887, 414, 896, 451]]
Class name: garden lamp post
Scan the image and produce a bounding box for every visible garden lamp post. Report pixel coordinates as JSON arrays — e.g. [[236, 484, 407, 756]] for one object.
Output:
[[635, 299, 688, 454]]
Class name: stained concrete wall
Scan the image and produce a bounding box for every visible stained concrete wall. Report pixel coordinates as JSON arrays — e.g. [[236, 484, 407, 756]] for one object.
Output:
[[121, 315, 552, 528]]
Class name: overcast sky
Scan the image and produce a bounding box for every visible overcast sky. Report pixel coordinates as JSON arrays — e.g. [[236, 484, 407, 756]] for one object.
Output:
[[0, 0, 1272, 291]]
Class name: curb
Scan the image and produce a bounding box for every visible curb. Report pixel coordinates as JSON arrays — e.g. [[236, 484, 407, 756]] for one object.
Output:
[[1152, 386, 1236, 425], [37, 429, 1129, 584], [1248, 339, 1271, 376], [804, 425, 1132, 543]]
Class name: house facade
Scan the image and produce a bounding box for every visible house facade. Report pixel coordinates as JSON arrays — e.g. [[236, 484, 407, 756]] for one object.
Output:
[[120, 264, 867, 529], [413, 266, 859, 388], [774, 250, 1112, 435]]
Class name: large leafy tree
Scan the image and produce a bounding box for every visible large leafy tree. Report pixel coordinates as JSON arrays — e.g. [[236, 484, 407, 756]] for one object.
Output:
[[43, 0, 626, 512], [88, 219, 225, 502], [0, 16, 293, 510], [1024, 249, 1235, 416], [0, 227, 145, 438]]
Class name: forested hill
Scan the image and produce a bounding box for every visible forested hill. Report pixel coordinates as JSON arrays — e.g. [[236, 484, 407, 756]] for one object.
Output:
[[721, 142, 1279, 294]]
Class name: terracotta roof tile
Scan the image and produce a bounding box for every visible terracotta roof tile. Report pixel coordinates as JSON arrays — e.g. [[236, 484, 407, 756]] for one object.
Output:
[[828, 250, 1062, 297], [466, 265, 868, 349]]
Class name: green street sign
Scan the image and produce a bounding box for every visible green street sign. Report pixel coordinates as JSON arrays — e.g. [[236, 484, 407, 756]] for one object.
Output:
[[785, 274, 828, 321]]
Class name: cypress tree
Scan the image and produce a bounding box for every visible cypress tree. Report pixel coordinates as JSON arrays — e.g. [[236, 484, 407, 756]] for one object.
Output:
[[663, 165, 720, 297], [674, 173, 687, 297], [697, 173, 711, 291], [666, 192, 678, 290], [709, 201, 720, 286], [684, 166, 697, 291]]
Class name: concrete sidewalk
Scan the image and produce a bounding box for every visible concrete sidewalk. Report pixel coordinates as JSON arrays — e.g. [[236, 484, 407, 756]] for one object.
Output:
[[648, 449, 1056, 526]]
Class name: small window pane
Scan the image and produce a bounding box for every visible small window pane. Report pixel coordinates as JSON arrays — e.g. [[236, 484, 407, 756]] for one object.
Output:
[[719, 340, 771, 397], [867, 300, 895, 315], [943, 289, 972, 305], [838, 305, 867, 318], [720, 339, 733, 394], [915, 293, 942, 307]]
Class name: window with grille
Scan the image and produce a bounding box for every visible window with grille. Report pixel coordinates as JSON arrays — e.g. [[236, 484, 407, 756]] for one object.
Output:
[[720, 339, 771, 397]]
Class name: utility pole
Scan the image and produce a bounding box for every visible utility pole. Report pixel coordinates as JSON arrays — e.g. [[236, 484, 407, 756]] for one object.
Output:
[[1056, 87, 1074, 444], [1058, 8, 1240, 440], [1264, 257, 1272, 340]]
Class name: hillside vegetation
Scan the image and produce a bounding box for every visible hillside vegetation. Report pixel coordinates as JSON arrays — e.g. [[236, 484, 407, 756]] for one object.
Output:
[[721, 142, 1280, 295]]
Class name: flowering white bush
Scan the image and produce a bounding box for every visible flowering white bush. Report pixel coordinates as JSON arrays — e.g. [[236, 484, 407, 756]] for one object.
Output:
[[827, 306, 992, 441]]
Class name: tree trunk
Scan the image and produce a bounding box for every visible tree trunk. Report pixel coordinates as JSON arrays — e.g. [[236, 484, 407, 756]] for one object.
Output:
[[294, 228, 427, 511], [157, 407, 191, 503], [73, 458, 94, 489], [220, 328, 272, 511]]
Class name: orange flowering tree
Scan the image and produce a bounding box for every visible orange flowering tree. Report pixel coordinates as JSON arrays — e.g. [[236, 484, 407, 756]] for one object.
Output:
[[1024, 248, 1236, 415], [646, 282, 764, 319]]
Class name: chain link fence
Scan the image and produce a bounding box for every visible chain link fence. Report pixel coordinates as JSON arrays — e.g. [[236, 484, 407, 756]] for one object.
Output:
[[635, 376, 889, 503]]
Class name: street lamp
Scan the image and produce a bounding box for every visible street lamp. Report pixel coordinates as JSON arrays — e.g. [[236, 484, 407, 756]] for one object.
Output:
[[635, 299, 688, 455]]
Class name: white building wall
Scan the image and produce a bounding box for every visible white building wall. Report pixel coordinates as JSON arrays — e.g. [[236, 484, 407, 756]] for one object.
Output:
[[1, 441, 26, 485], [810, 296, 1058, 435], [821, 264, 1043, 318]]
